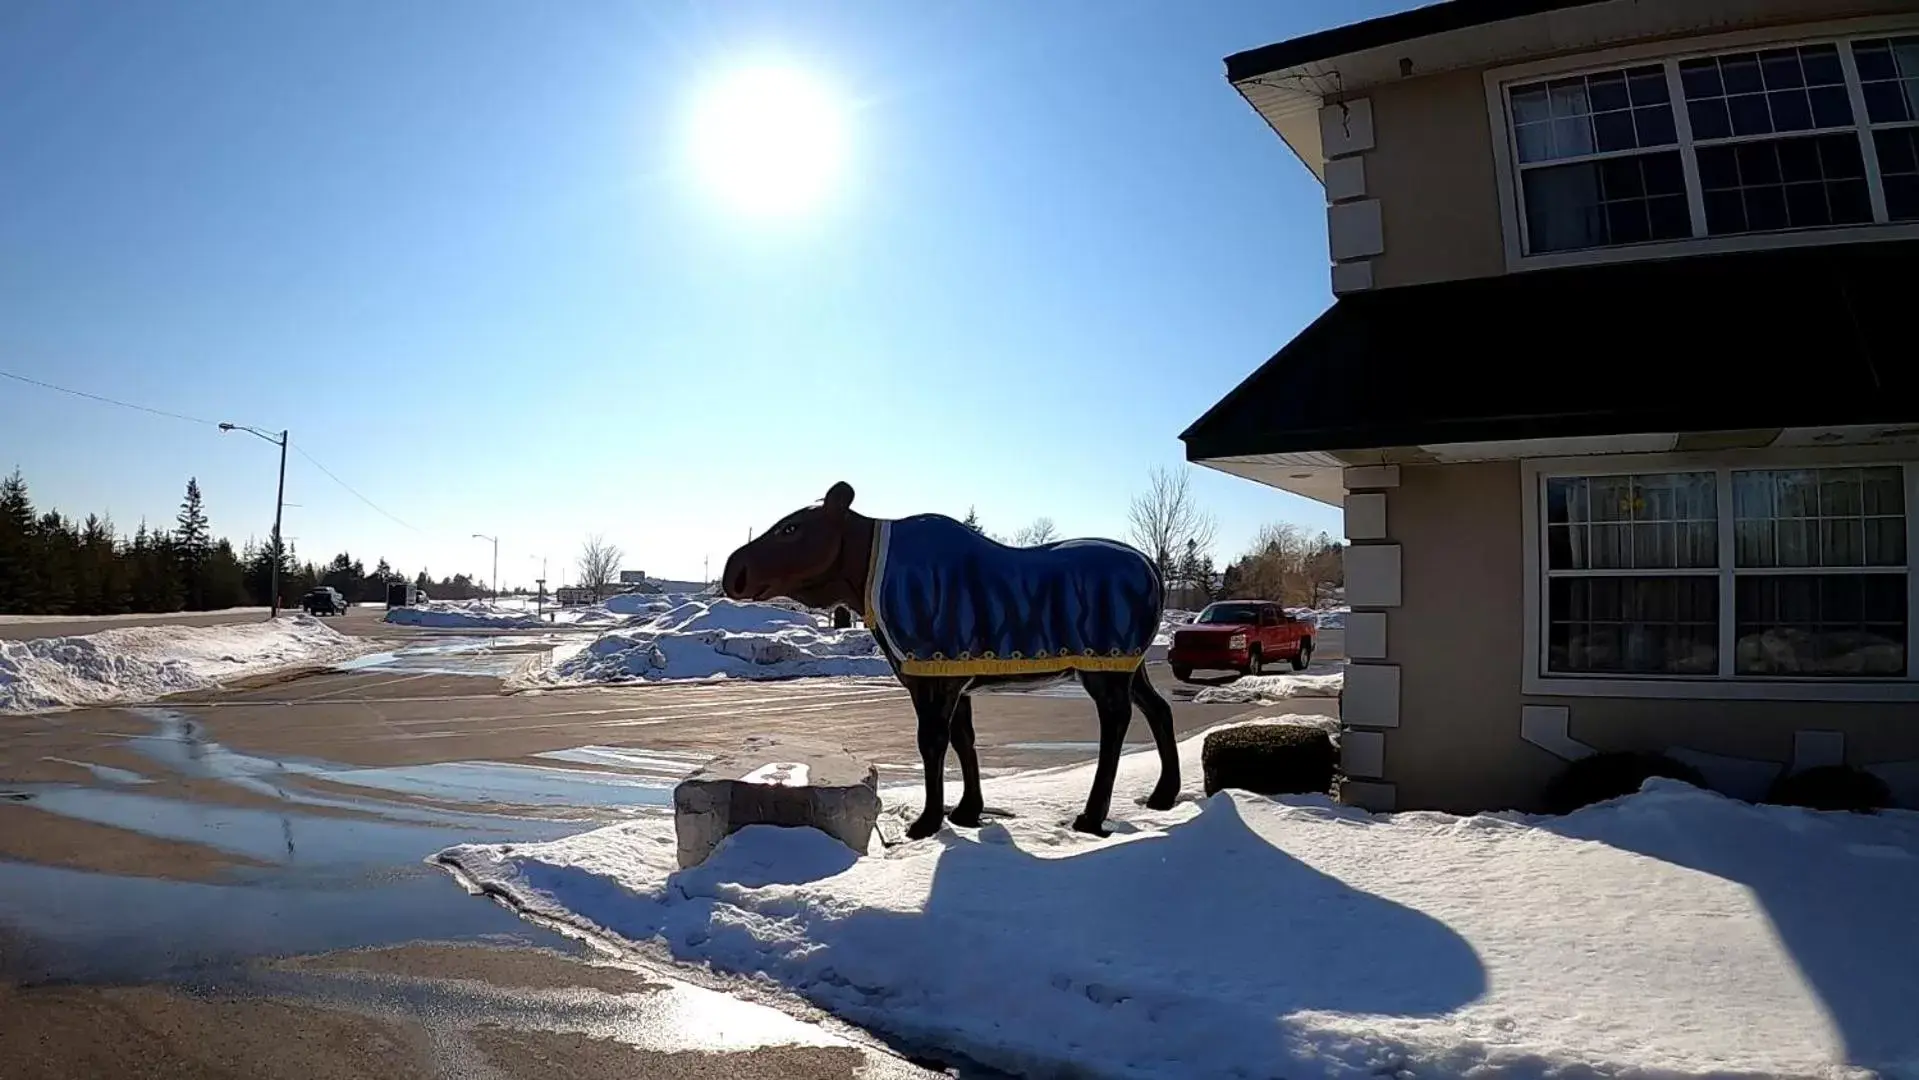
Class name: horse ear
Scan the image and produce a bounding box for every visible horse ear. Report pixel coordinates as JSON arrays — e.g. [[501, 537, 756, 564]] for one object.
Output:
[[823, 481, 855, 516]]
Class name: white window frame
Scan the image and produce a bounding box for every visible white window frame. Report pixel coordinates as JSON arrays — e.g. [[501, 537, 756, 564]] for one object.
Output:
[[1485, 14, 1919, 273], [1521, 448, 1919, 702]]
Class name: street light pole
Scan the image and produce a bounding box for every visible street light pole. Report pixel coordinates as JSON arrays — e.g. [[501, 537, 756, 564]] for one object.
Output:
[[220, 423, 290, 618], [473, 533, 499, 603]]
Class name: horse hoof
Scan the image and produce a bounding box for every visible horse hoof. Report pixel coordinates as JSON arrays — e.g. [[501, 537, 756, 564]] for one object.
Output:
[[1071, 814, 1111, 838], [948, 803, 983, 828], [1145, 787, 1179, 812], [906, 814, 945, 840]]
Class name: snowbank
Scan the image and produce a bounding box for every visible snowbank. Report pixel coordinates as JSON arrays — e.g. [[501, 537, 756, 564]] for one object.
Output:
[[0, 615, 363, 713], [529, 598, 890, 685], [1191, 670, 1344, 704], [385, 600, 552, 629], [439, 729, 1919, 1080]]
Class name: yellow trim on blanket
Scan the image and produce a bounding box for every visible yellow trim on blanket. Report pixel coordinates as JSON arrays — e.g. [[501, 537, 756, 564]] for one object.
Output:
[[898, 655, 1144, 677]]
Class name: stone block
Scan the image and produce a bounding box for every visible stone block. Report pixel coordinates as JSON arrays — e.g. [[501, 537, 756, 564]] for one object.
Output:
[[673, 737, 882, 868]]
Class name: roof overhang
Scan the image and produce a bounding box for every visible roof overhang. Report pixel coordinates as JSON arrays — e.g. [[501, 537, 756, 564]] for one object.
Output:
[[1183, 240, 1919, 504], [1228, 0, 1894, 180]]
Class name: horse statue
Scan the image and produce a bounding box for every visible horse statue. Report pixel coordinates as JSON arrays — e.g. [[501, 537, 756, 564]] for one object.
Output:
[[721, 481, 1180, 840]]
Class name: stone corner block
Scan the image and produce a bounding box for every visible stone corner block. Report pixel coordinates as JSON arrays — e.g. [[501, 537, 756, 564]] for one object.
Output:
[[673, 736, 882, 868]]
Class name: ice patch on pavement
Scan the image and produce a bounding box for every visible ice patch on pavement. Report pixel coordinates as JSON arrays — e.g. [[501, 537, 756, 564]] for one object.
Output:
[[0, 615, 363, 714], [439, 727, 1919, 1080], [1191, 670, 1344, 704], [527, 599, 891, 686]]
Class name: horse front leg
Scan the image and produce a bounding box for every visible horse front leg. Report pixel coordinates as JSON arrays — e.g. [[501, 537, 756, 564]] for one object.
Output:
[[905, 677, 959, 840]]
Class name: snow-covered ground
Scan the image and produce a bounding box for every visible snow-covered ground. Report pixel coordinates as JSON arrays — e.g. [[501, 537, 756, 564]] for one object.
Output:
[[524, 598, 891, 686], [439, 724, 1919, 1080], [0, 615, 364, 713], [1192, 670, 1344, 705]]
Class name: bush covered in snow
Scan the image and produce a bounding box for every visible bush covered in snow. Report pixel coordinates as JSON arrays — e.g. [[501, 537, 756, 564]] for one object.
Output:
[[1200, 722, 1336, 797], [1765, 765, 1892, 813], [1542, 750, 1706, 814]]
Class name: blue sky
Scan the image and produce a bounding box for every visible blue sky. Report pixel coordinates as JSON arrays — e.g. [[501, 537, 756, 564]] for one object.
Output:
[[0, 0, 1407, 587]]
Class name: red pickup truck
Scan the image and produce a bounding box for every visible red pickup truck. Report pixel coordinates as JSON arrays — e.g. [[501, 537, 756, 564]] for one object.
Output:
[[1167, 599, 1314, 682]]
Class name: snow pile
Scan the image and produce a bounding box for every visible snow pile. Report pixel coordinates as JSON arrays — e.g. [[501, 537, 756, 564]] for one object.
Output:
[[1192, 670, 1344, 704], [0, 616, 363, 713], [532, 598, 890, 685], [1313, 606, 1349, 630], [1153, 609, 1195, 647], [385, 600, 552, 629], [440, 732, 1919, 1080]]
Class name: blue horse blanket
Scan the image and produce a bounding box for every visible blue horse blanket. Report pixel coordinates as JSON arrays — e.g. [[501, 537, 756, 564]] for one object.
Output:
[[864, 514, 1161, 677]]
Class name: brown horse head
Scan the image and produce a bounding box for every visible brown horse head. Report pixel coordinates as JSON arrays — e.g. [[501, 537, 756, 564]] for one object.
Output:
[[722, 481, 873, 610]]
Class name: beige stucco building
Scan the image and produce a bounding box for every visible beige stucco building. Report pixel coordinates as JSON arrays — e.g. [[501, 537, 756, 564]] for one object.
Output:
[[1184, 0, 1919, 813]]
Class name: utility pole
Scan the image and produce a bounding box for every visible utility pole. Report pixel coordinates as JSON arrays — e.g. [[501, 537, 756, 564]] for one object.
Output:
[[220, 423, 289, 617], [472, 534, 499, 603]]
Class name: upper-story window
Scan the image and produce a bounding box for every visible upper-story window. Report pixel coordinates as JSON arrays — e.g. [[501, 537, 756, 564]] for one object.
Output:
[[1503, 33, 1919, 256]]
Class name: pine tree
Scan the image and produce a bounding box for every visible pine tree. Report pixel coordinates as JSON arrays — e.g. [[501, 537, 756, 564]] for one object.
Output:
[[962, 506, 983, 533], [175, 477, 212, 609], [203, 539, 249, 610], [0, 470, 38, 613]]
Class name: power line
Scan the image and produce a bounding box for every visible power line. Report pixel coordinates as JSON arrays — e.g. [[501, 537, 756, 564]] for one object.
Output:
[[0, 367, 222, 427], [290, 443, 423, 534], [2, 364, 425, 538]]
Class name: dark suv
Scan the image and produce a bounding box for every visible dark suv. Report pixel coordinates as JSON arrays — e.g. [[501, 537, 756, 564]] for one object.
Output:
[[302, 587, 349, 616]]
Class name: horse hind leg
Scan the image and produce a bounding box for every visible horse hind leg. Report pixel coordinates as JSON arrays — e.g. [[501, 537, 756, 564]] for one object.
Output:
[[1131, 665, 1180, 811], [948, 696, 985, 827], [1072, 670, 1136, 837]]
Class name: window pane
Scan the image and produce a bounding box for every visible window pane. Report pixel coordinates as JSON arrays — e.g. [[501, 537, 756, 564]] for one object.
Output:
[[1548, 473, 1717, 570], [1689, 97, 1733, 140], [1554, 117, 1595, 157], [1735, 466, 1907, 569], [1876, 129, 1919, 221], [1698, 133, 1874, 235], [1855, 41, 1897, 82], [1721, 54, 1763, 94], [1801, 47, 1843, 86], [1862, 466, 1907, 516], [1523, 151, 1690, 253], [1685, 45, 1853, 134], [1735, 574, 1908, 676], [1634, 104, 1677, 146], [1760, 47, 1805, 89], [1513, 86, 1551, 124], [1729, 93, 1772, 135], [1854, 36, 1919, 125], [1510, 67, 1676, 164], [1862, 81, 1911, 124], [1769, 89, 1813, 131], [1588, 71, 1630, 112], [1627, 65, 1669, 105], [1549, 576, 1720, 674], [1809, 85, 1854, 128], [1595, 109, 1638, 153]]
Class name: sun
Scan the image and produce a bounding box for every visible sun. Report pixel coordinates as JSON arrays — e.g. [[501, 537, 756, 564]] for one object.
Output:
[[688, 66, 848, 217]]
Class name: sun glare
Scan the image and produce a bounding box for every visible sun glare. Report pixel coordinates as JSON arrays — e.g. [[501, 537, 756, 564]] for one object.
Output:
[[689, 66, 848, 217]]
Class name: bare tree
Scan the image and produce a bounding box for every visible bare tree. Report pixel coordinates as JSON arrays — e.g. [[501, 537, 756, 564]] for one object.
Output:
[[1012, 517, 1059, 546], [577, 534, 623, 600], [1128, 466, 1217, 578], [1226, 523, 1341, 606]]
